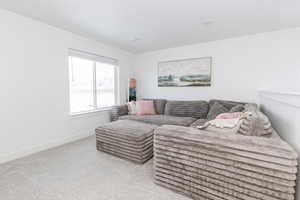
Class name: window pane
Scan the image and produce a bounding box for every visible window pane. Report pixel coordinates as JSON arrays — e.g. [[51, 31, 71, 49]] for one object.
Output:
[[96, 62, 115, 108], [69, 57, 94, 113]]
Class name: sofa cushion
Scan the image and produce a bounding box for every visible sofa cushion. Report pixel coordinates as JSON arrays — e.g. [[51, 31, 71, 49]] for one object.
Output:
[[190, 118, 209, 127], [143, 99, 167, 114], [207, 102, 229, 119], [164, 100, 209, 118], [229, 104, 245, 112], [119, 115, 197, 126], [237, 104, 273, 137], [209, 99, 247, 110]]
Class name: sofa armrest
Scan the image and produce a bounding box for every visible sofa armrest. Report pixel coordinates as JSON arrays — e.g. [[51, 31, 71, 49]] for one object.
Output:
[[154, 125, 298, 174], [154, 125, 298, 200], [110, 104, 128, 121]]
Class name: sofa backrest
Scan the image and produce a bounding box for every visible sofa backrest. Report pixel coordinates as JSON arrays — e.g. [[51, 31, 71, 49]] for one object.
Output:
[[208, 99, 249, 110], [164, 100, 209, 119], [140, 98, 257, 120]]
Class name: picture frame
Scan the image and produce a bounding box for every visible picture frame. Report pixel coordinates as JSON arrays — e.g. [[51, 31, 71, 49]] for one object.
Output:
[[158, 57, 212, 87]]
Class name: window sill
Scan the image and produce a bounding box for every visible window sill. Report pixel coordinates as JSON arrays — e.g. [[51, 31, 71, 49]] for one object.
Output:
[[69, 107, 112, 119]]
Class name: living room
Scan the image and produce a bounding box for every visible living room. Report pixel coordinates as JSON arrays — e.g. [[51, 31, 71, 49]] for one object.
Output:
[[0, 0, 299, 200]]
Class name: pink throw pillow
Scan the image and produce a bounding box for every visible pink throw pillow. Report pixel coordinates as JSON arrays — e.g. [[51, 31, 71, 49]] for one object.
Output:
[[216, 112, 243, 119], [136, 100, 156, 115]]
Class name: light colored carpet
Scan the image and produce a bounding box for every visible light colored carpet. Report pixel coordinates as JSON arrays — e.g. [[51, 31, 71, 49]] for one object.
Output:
[[0, 136, 190, 200]]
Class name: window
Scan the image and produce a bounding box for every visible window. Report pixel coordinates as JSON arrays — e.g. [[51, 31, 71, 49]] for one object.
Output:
[[68, 49, 118, 114]]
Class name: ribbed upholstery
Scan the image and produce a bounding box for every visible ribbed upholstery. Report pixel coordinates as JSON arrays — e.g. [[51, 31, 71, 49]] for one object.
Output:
[[154, 125, 298, 200], [230, 104, 245, 112], [95, 120, 158, 164], [106, 99, 297, 200], [207, 102, 229, 119], [164, 100, 209, 118], [111, 105, 128, 121], [190, 118, 209, 127], [119, 115, 197, 126], [238, 104, 273, 137], [208, 99, 249, 110]]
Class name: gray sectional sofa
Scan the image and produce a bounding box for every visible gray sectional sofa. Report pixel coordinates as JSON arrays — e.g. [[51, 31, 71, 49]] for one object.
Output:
[[112, 99, 248, 127], [97, 99, 298, 200]]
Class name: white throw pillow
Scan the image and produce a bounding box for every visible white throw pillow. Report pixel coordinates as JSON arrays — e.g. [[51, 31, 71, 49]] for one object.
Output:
[[127, 101, 137, 115]]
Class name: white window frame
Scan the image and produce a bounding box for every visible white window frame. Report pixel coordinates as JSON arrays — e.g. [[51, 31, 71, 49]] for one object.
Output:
[[68, 49, 119, 115]]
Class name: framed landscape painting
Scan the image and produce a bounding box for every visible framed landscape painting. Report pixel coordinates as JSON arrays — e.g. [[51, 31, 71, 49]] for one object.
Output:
[[158, 57, 212, 87]]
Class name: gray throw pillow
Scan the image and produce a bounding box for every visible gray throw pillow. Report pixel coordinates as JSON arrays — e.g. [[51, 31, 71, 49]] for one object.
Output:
[[164, 100, 209, 118], [209, 100, 246, 110], [229, 104, 245, 113], [207, 102, 229, 119], [237, 108, 273, 137]]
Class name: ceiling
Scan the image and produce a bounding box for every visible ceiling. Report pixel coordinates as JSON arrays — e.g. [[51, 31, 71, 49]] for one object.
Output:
[[0, 0, 300, 53]]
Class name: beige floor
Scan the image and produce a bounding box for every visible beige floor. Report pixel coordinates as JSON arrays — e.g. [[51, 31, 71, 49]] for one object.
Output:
[[0, 136, 190, 200]]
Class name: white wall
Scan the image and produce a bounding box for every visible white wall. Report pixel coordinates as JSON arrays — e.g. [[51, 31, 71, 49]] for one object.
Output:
[[133, 28, 300, 103], [0, 9, 133, 163]]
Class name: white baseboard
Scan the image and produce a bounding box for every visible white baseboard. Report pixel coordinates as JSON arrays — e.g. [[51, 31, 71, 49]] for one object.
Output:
[[0, 131, 94, 164]]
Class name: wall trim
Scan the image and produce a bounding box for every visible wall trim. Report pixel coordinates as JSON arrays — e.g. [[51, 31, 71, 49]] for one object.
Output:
[[0, 131, 94, 164], [258, 90, 300, 108], [258, 90, 300, 97]]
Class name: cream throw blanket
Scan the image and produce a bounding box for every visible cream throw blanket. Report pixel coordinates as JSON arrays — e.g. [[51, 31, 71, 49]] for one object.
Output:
[[197, 112, 251, 129]]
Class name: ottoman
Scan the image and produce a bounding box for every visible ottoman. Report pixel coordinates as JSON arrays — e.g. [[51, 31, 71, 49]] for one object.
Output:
[[95, 120, 158, 164]]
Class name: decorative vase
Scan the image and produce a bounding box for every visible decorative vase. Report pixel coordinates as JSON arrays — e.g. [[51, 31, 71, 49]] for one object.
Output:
[[129, 78, 136, 102]]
